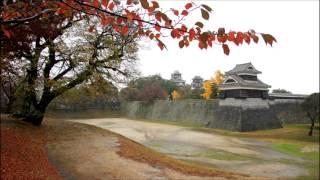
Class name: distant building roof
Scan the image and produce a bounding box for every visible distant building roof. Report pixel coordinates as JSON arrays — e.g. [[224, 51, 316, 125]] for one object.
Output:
[[225, 62, 261, 75], [192, 76, 203, 80], [171, 70, 185, 86], [172, 70, 181, 75]]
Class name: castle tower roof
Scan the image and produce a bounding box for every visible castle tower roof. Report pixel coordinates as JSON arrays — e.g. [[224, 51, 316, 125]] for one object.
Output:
[[220, 62, 270, 90], [225, 62, 261, 75]]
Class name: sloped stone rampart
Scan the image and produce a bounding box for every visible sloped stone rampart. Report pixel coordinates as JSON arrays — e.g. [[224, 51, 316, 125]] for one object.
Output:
[[121, 99, 306, 131]]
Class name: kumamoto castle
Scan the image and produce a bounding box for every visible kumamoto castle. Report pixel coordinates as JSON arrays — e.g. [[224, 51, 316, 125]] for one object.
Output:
[[123, 62, 309, 131]]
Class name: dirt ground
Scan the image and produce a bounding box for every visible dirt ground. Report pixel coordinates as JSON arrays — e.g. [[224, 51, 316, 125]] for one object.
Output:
[[72, 118, 310, 179], [2, 115, 314, 179], [3, 115, 263, 180], [44, 118, 259, 180]]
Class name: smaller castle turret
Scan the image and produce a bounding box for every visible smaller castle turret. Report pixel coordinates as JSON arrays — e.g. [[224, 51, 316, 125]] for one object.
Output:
[[191, 76, 203, 89]]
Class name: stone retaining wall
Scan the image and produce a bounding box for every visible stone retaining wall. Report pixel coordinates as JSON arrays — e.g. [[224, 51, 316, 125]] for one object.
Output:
[[121, 99, 307, 132]]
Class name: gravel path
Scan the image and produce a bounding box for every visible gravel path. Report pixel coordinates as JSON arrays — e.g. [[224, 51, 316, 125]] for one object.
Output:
[[72, 118, 309, 178]]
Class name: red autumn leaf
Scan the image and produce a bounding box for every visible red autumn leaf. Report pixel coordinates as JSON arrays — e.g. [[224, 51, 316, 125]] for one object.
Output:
[[185, 3, 192, 10], [102, 0, 109, 8], [155, 24, 161, 32], [121, 25, 129, 35], [2, 27, 12, 38], [155, 33, 160, 39], [217, 28, 225, 36], [184, 39, 190, 47], [113, 25, 121, 33], [198, 41, 206, 49], [208, 40, 212, 47], [127, 13, 134, 21], [127, 0, 133, 5], [149, 33, 154, 40], [195, 22, 204, 28], [189, 28, 196, 41], [179, 40, 184, 48], [180, 25, 187, 33], [160, 12, 169, 22], [147, 7, 155, 13], [243, 33, 251, 44], [155, 12, 162, 22], [261, 33, 277, 46], [201, 8, 209, 20], [235, 32, 244, 45], [217, 35, 227, 43], [116, 17, 123, 24], [139, 0, 149, 9], [211, 34, 216, 41], [201, 4, 212, 12], [227, 31, 236, 41], [172, 9, 179, 16], [88, 25, 95, 32], [145, 30, 151, 36], [157, 39, 166, 50], [158, 42, 164, 50], [251, 34, 259, 43], [108, 2, 115, 11], [101, 16, 108, 26], [222, 44, 230, 55], [151, 1, 159, 8], [199, 32, 209, 43], [170, 29, 179, 38], [181, 10, 188, 16], [93, 0, 100, 8]]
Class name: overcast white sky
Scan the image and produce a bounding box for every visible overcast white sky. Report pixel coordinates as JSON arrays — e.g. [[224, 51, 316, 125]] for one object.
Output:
[[136, 0, 319, 94]]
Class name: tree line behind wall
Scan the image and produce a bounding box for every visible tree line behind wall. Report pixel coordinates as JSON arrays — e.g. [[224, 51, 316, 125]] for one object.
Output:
[[120, 75, 208, 102]]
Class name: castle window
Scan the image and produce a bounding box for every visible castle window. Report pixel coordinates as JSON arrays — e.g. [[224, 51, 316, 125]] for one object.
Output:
[[225, 79, 236, 83], [248, 66, 253, 70]]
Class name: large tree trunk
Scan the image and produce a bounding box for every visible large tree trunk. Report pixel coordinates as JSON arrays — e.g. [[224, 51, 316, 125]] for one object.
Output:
[[23, 107, 46, 126], [11, 81, 48, 126], [6, 96, 15, 113]]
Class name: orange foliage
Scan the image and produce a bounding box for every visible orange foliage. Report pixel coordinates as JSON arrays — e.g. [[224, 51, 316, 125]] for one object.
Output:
[[213, 70, 224, 85], [1, 1, 276, 54], [201, 70, 224, 100], [201, 80, 212, 100], [171, 90, 181, 100]]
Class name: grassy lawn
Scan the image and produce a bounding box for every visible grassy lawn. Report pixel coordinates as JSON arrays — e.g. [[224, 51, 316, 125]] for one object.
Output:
[[191, 123, 319, 144], [128, 118, 319, 144]]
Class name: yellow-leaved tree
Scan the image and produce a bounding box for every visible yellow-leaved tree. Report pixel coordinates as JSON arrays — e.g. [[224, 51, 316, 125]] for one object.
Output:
[[213, 70, 224, 85], [201, 80, 212, 100], [171, 90, 181, 100], [201, 70, 225, 100]]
